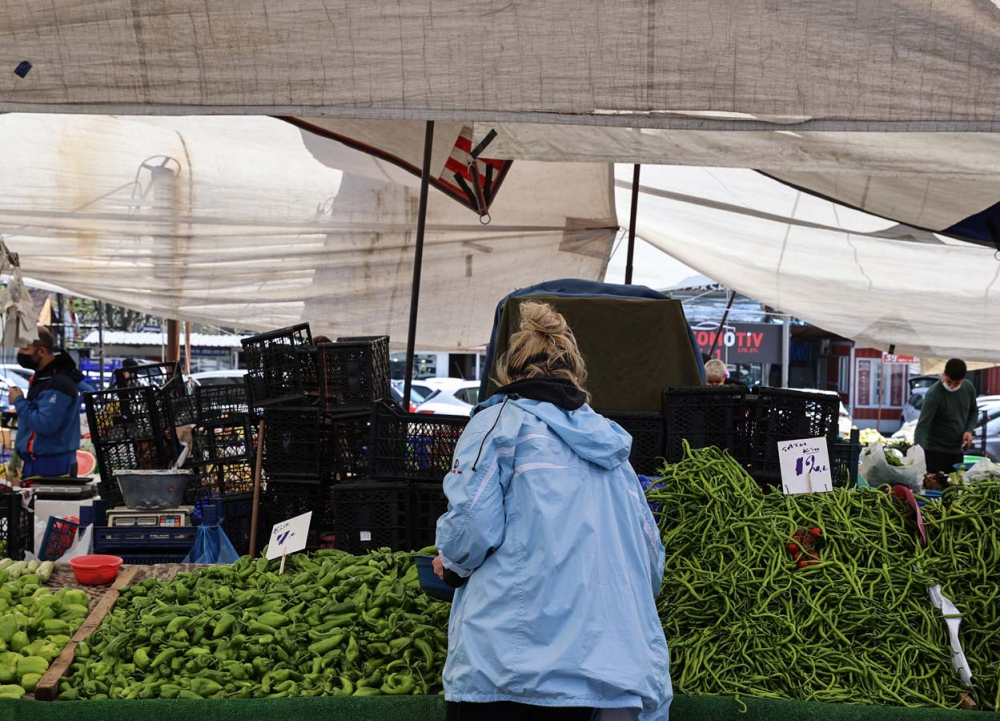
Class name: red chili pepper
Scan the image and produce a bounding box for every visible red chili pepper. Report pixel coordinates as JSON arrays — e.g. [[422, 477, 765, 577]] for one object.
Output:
[[787, 543, 799, 553], [792, 551, 801, 561], [810, 527, 823, 539], [797, 560, 809, 569]]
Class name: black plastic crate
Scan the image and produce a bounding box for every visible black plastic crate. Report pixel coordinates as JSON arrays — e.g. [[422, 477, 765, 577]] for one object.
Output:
[[242, 324, 314, 408], [319, 337, 391, 412], [750, 388, 841, 482], [261, 481, 327, 548], [195, 384, 250, 424], [187, 458, 258, 502], [411, 482, 448, 551], [192, 417, 256, 465], [85, 386, 165, 444], [0, 490, 32, 560], [329, 411, 371, 479], [330, 481, 411, 554], [114, 361, 194, 426], [831, 430, 862, 489], [663, 386, 749, 465], [605, 411, 666, 477], [370, 402, 468, 481], [93, 438, 174, 507], [262, 407, 334, 481]]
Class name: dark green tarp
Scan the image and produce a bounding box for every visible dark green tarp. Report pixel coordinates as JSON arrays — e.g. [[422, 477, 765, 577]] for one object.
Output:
[[485, 295, 703, 412]]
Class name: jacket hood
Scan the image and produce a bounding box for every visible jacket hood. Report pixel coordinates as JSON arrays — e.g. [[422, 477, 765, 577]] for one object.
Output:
[[38, 352, 85, 384], [476, 383, 631, 470]]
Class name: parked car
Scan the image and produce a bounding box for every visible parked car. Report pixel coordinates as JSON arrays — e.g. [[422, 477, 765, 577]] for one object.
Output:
[[413, 379, 480, 416], [893, 405, 1000, 461], [901, 388, 929, 424], [389, 380, 434, 413], [191, 370, 247, 387], [791, 388, 853, 438], [0, 364, 34, 386]]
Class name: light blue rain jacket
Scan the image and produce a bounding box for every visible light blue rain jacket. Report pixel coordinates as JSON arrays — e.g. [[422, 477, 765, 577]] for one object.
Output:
[[436, 393, 672, 721]]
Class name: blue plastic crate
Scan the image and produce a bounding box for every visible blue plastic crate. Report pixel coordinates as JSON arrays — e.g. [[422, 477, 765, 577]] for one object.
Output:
[[93, 526, 197, 553], [39, 516, 83, 561], [117, 553, 188, 565]]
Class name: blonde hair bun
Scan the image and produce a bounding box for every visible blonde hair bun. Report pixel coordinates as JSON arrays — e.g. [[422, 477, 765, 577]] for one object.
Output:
[[518, 301, 569, 337], [493, 301, 589, 398]]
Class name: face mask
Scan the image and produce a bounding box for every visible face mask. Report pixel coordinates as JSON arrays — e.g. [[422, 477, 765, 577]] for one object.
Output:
[[16, 352, 38, 370], [943, 380, 961, 393]]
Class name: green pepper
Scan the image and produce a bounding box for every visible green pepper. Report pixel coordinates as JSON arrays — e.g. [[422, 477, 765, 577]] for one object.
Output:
[[380, 672, 416, 695], [345, 635, 360, 665], [133, 648, 151, 670], [213, 613, 236, 638], [149, 647, 177, 670], [257, 612, 290, 628], [190, 678, 223, 697], [353, 686, 382, 696], [307, 633, 346, 656], [0, 684, 25, 699], [413, 639, 435, 671]]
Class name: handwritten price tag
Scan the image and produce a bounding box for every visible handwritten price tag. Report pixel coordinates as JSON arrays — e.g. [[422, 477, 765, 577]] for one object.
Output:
[[778, 438, 833, 494], [266, 511, 312, 561]]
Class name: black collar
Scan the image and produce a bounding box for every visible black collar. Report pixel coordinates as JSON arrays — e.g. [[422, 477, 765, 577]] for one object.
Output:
[[495, 377, 587, 411]]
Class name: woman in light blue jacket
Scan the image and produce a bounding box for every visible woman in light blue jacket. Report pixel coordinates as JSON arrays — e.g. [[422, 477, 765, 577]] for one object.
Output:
[[434, 301, 672, 721]]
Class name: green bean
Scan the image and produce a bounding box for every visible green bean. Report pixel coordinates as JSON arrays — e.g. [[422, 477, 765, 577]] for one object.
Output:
[[649, 442, 968, 708]]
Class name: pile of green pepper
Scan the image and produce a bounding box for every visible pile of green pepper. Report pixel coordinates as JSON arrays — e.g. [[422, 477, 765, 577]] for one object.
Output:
[[0, 569, 90, 699], [920, 480, 1000, 709], [59, 548, 450, 700], [647, 442, 965, 708]]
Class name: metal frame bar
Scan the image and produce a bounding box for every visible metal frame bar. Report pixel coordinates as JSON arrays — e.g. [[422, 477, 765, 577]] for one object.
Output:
[[403, 121, 435, 404], [625, 164, 641, 285]]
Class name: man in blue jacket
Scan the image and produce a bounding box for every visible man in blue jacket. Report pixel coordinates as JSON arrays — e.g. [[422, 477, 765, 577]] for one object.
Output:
[[9, 328, 84, 478]]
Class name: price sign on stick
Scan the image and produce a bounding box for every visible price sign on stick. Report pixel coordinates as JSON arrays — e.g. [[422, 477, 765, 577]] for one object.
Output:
[[266, 512, 312, 572], [778, 438, 833, 494]]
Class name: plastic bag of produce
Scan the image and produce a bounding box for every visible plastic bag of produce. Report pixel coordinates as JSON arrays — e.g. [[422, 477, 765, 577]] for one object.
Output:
[[182, 525, 240, 565], [860, 441, 925, 491], [963, 458, 1000, 484]]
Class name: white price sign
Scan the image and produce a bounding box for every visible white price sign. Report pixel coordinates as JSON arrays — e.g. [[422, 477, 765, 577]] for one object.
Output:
[[266, 511, 312, 561], [778, 438, 833, 494]]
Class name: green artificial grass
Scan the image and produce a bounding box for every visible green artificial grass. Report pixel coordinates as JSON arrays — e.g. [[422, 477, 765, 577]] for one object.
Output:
[[0, 693, 980, 721]]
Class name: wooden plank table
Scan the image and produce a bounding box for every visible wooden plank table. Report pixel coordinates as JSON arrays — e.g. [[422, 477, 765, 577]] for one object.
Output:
[[33, 566, 140, 701]]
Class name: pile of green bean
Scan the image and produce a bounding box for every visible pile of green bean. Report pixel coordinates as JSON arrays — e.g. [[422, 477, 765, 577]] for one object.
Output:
[[920, 480, 1000, 709], [647, 442, 965, 708]]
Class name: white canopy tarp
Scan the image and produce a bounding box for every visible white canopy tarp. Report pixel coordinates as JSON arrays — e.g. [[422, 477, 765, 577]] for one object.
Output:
[[0, 114, 616, 351], [4, 1, 1000, 130], [619, 166, 1000, 362]]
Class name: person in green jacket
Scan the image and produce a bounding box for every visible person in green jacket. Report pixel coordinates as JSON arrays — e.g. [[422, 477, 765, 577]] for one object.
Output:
[[914, 359, 979, 474]]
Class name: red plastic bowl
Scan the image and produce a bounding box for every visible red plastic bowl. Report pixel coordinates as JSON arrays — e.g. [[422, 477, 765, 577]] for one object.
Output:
[[68, 555, 123, 585]]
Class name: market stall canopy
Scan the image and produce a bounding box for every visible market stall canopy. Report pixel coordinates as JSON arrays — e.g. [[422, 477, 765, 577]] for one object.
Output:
[[3, 1, 1000, 130], [0, 114, 615, 351], [475, 125, 1000, 248], [618, 166, 1000, 363]]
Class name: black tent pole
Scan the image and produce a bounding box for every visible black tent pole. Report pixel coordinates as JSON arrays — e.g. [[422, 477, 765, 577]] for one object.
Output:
[[403, 121, 435, 407], [707, 289, 737, 359], [625, 164, 641, 285]]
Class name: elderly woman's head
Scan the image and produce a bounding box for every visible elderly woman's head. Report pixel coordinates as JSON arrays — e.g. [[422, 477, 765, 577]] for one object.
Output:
[[494, 302, 588, 395], [704, 359, 728, 386]]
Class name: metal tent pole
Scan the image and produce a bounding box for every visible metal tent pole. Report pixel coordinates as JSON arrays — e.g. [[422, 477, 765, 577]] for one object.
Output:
[[781, 316, 791, 388], [625, 164, 641, 285], [97, 301, 105, 390], [403, 121, 435, 406]]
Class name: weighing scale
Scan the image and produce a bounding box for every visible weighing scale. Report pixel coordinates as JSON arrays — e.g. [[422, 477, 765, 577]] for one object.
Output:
[[29, 477, 96, 501], [106, 506, 194, 528]]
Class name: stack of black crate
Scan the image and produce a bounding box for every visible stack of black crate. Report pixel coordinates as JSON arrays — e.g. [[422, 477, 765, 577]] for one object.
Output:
[[187, 381, 258, 554], [85, 379, 180, 508], [244, 326, 393, 550]]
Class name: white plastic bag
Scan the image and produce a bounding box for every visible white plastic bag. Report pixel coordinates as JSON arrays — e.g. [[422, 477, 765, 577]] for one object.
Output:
[[860, 441, 925, 492], [963, 458, 1000, 484]]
